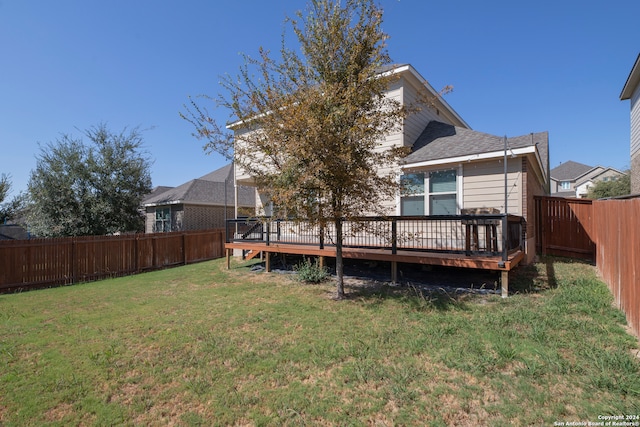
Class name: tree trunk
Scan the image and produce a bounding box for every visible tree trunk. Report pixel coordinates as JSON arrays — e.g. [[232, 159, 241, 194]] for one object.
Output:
[[335, 217, 345, 299]]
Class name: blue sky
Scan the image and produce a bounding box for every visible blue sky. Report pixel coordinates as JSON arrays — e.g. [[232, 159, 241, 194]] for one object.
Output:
[[1, 0, 639, 196]]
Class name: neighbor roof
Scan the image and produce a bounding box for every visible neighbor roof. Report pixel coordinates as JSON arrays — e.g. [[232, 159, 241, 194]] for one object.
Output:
[[574, 166, 626, 188], [142, 164, 254, 207], [550, 161, 594, 181], [620, 53, 640, 100], [402, 121, 549, 177], [197, 163, 233, 182], [0, 224, 29, 240]]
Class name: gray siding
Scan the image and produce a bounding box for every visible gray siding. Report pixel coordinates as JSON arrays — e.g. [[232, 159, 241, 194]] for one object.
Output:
[[402, 77, 447, 147], [631, 84, 640, 157], [631, 85, 640, 194]]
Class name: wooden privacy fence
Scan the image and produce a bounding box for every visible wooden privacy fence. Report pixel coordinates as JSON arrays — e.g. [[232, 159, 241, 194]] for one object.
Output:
[[592, 197, 640, 339], [0, 229, 225, 292], [535, 196, 595, 261], [535, 195, 640, 339]]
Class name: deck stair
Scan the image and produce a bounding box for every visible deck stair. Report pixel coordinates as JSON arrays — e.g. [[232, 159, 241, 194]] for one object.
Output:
[[243, 249, 262, 261]]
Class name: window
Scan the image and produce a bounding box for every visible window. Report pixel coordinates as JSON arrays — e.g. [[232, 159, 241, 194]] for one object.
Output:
[[560, 181, 571, 190], [155, 207, 171, 232], [429, 170, 457, 215], [400, 173, 424, 215], [400, 169, 458, 216]]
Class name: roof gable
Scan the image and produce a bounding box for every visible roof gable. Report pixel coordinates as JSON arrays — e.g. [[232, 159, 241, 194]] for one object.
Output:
[[228, 63, 470, 130], [574, 167, 626, 187], [621, 53, 640, 100], [196, 163, 233, 182]]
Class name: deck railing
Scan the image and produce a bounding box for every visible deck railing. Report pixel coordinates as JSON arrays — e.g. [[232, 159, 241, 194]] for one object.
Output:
[[226, 215, 525, 260]]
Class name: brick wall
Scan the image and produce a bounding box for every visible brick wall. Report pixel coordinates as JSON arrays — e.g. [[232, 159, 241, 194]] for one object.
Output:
[[182, 205, 235, 230], [145, 204, 235, 233]]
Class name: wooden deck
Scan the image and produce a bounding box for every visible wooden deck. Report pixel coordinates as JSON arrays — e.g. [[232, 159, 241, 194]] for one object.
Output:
[[225, 241, 525, 297]]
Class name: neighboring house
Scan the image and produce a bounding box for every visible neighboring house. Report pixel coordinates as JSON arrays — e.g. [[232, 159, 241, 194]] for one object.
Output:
[[550, 160, 626, 198], [620, 53, 640, 194], [232, 64, 550, 264], [142, 164, 255, 233]]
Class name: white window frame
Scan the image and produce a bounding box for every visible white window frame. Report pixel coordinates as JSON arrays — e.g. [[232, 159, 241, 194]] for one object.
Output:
[[399, 165, 463, 216], [399, 172, 426, 216], [560, 181, 571, 190]]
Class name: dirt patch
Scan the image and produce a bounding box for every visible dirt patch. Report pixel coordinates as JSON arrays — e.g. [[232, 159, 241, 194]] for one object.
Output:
[[44, 402, 74, 422], [254, 255, 501, 296]]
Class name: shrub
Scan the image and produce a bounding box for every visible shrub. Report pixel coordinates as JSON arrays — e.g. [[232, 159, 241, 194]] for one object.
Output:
[[294, 257, 329, 283]]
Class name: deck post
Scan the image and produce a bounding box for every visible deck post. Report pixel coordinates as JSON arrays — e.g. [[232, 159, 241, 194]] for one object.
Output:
[[501, 270, 509, 298], [265, 221, 270, 246], [391, 219, 397, 255], [502, 214, 508, 262], [265, 252, 271, 272], [391, 261, 398, 284], [226, 248, 231, 269], [319, 256, 325, 268]]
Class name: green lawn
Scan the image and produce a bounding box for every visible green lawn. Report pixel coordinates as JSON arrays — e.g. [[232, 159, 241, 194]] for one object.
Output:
[[1, 257, 639, 426]]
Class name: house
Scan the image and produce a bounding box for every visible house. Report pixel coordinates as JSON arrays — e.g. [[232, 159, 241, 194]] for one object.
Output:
[[620, 53, 640, 194], [231, 64, 549, 265], [142, 164, 255, 233], [550, 160, 626, 198]]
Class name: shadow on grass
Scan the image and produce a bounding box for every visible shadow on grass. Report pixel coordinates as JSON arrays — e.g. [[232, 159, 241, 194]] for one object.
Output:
[[236, 253, 600, 308], [342, 280, 473, 311], [507, 255, 595, 294], [237, 254, 500, 311]]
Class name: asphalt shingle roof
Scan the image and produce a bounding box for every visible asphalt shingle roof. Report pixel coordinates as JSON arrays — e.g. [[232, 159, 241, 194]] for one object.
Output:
[[549, 160, 594, 181], [142, 164, 254, 207], [402, 121, 549, 176]]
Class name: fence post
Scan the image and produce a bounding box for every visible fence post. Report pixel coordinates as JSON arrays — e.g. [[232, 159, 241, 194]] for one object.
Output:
[[182, 233, 187, 265], [71, 238, 77, 285], [134, 235, 139, 273], [319, 223, 325, 250], [265, 221, 270, 246], [152, 236, 158, 269]]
